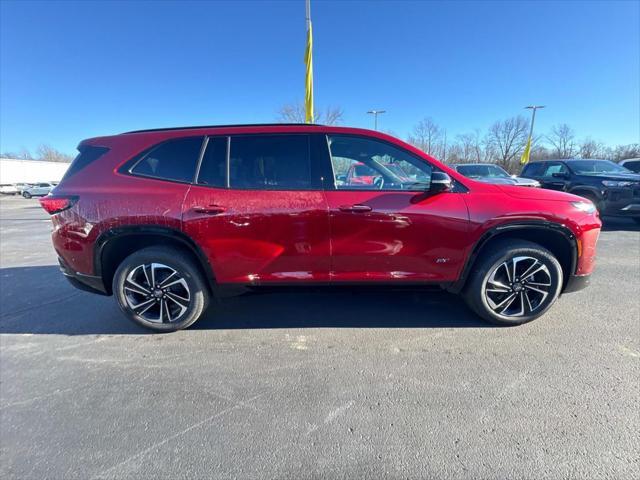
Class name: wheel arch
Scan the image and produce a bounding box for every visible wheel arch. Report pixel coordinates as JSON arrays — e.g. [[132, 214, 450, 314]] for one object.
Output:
[[95, 226, 216, 295], [449, 221, 578, 294]]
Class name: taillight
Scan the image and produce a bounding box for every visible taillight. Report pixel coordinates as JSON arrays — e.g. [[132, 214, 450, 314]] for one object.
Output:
[[39, 195, 78, 215]]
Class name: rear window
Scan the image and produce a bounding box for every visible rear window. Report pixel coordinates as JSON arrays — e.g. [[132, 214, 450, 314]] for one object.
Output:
[[131, 137, 204, 183], [521, 162, 544, 176], [62, 145, 110, 180]]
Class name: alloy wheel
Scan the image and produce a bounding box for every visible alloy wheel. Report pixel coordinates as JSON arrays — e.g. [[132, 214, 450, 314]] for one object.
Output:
[[483, 256, 553, 317], [123, 263, 191, 324]]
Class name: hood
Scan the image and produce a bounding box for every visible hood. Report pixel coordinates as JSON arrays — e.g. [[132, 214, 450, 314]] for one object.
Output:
[[575, 172, 640, 182], [474, 177, 517, 185], [496, 184, 585, 202], [512, 176, 540, 186]]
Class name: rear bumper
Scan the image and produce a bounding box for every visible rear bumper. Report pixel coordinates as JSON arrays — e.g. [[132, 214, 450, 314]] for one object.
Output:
[[563, 273, 591, 293], [58, 257, 109, 295]]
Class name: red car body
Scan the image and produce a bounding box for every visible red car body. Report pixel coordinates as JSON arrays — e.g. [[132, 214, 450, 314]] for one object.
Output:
[[45, 124, 600, 301]]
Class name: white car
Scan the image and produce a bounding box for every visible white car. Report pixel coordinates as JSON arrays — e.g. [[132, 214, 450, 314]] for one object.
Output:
[[452, 163, 541, 187], [0, 184, 19, 195], [22, 182, 55, 198]]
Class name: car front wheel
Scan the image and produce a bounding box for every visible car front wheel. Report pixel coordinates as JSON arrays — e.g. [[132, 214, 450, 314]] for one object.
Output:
[[113, 247, 210, 332], [22, 192, 32, 199], [463, 240, 563, 325]]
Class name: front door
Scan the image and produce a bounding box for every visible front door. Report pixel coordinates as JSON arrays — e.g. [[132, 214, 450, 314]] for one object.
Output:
[[183, 134, 331, 284], [323, 134, 469, 283], [539, 162, 570, 191]]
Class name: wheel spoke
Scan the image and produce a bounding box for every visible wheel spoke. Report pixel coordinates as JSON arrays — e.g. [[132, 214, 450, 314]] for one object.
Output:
[[522, 264, 549, 282], [494, 292, 517, 311], [166, 291, 189, 308], [125, 278, 150, 295], [163, 299, 172, 323], [158, 271, 177, 288], [524, 290, 534, 313], [130, 297, 155, 312]]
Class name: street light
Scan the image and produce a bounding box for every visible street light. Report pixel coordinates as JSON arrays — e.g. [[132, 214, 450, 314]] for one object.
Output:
[[524, 105, 545, 142], [367, 110, 386, 130]]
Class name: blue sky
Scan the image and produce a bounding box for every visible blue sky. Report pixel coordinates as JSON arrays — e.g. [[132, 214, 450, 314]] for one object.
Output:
[[1, 0, 638, 155]]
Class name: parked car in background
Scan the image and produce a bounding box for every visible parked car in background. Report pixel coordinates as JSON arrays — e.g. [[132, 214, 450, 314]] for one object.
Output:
[[619, 158, 640, 174], [40, 124, 601, 332], [13, 183, 33, 194], [0, 184, 19, 195], [452, 163, 540, 187], [521, 159, 640, 222], [22, 182, 56, 198]]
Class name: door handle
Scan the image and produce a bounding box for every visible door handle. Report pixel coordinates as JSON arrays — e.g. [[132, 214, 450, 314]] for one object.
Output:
[[339, 204, 372, 213], [192, 205, 227, 215]]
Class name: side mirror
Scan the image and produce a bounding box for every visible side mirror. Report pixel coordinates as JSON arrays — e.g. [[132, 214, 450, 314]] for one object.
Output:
[[552, 172, 568, 179], [430, 172, 453, 193]]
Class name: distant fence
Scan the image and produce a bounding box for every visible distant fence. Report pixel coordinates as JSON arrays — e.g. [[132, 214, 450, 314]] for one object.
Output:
[[0, 158, 70, 184]]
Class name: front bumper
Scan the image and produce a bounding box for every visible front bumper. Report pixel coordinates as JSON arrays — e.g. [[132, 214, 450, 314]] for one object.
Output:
[[58, 257, 109, 296], [602, 187, 640, 217]]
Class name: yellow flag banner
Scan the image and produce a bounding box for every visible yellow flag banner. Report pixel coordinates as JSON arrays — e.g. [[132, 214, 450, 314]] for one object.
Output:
[[304, 21, 314, 124], [520, 136, 532, 165]]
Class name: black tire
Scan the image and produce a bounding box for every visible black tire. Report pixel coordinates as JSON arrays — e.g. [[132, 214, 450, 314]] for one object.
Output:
[[22, 192, 32, 199], [113, 246, 209, 332], [463, 239, 563, 326]]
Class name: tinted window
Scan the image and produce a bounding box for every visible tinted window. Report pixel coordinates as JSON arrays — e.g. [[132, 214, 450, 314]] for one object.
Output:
[[328, 135, 432, 190], [568, 160, 629, 174], [197, 137, 228, 187], [541, 163, 568, 177], [131, 137, 203, 183], [622, 160, 640, 173], [62, 145, 110, 180], [456, 164, 510, 178], [229, 135, 311, 189], [522, 162, 544, 176]]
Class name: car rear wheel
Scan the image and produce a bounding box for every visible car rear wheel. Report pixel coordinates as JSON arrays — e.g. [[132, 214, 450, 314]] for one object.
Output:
[[113, 247, 209, 332], [22, 192, 32, 199], [463, 240, 563, 326]]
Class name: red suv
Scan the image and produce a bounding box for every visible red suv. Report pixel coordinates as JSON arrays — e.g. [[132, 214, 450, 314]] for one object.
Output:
[[40, 124, 601, 331]]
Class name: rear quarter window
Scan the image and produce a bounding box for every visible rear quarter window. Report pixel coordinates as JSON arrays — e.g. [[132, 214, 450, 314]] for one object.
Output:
[[130, 136, 204, 183]]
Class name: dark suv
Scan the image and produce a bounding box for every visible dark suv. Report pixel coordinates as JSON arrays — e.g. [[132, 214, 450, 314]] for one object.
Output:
[[521, 159, 640, 222], [40, 124, 601, 331]]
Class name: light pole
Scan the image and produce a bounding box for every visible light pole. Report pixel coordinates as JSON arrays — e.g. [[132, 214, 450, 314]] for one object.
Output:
[[367, 110, 386, 130], [524, 105, 545, 143]]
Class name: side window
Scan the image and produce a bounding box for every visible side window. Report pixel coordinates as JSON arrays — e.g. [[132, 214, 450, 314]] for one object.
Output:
[[541, 163, 568, 177], [522, 162, 543, 177], [229, 135, 311, 190], [328, 135, 432, 190], [197, 137, 228, 187], [131, 137, 203, 183], [623, 160, 640, 173]]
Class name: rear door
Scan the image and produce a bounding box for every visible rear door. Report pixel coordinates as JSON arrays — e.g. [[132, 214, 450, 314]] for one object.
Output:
[[539, 162, 570, 191], [182, 134, 331, 284], [322, 134, 470, 283]]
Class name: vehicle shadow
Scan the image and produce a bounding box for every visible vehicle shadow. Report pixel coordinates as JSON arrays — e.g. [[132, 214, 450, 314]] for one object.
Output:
[[0, 266, 489, 335], [601, 216, 640, 232]]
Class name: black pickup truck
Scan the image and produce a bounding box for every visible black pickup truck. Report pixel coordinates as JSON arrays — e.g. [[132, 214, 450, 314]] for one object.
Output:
[[521, 159, 640, 222]]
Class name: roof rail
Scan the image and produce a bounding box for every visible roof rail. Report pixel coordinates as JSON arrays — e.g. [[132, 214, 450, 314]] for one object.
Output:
[[122, 123, 324, 134]]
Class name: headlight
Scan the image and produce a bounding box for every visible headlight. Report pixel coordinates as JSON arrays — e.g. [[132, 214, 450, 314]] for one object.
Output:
[[571, 201, 597, 214], [602, 180, 633, 187]]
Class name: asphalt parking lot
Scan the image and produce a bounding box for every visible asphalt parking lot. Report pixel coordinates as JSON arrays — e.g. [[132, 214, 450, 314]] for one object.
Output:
[[0, 195, 638, 479]]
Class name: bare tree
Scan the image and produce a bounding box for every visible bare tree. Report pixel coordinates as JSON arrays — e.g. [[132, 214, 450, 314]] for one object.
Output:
[[485, 116, 529, 169], [407, 118, 441, 156], [547, 124, 576, 158], [577, 137, 605, 159], [36, 144, 74, 163], [0, 147, 33, 159], [276, 102, 343, 125]]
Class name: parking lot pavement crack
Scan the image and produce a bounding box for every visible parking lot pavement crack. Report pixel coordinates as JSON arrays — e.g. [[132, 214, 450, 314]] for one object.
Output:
[[89, 392, 267, 479]]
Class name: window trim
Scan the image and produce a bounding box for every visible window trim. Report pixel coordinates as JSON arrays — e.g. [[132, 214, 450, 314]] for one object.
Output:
[[193, 133, 322, 192], [124, 135, 207, 185], [323, 133, 437, 192]]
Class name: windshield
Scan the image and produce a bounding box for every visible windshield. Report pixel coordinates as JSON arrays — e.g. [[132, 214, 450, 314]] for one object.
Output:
[[569, 160, 631, 174], [456, 164, 510, 178]]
